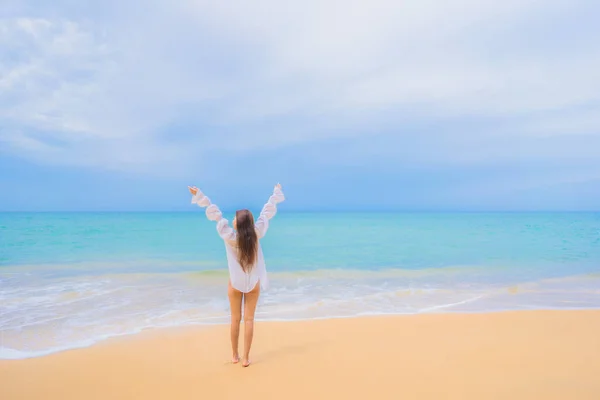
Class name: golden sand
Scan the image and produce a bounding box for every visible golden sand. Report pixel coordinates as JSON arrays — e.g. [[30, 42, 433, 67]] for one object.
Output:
[[1, 310, 600, 400]]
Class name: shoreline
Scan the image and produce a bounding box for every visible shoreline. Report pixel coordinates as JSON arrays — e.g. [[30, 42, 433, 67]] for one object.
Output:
[[2, 309, 600, 399], [3, 306, 600, 361]]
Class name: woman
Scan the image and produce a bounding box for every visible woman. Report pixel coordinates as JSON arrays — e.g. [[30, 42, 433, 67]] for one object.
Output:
[[188, 183, 285, 367]]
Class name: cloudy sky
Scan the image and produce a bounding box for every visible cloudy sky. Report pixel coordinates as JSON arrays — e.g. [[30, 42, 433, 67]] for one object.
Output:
[[1, 0, 599, 211]]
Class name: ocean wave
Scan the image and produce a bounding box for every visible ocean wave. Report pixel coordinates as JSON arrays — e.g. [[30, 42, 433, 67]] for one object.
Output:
[[2, 268, 599, 359]]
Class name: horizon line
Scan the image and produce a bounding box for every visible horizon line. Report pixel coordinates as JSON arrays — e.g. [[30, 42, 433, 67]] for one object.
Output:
[[1, 209, 598, 214]]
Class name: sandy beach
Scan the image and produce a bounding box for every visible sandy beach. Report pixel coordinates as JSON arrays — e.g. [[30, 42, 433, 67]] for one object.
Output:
[[1, 310, 599, 400]]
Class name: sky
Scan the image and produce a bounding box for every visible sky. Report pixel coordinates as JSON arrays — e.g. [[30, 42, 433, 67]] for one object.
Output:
[[1, 0, 599, 211]]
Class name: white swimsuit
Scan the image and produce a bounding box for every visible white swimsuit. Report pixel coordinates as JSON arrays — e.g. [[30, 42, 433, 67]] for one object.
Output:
[[191, 186, 285, 293]]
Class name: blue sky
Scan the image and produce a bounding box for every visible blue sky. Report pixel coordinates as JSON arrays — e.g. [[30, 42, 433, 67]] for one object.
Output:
[[1, 0, 599, 211]]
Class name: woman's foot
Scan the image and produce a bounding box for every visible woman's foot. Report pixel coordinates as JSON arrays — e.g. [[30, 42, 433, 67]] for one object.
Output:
[[242, 358, 251, 368], [232, 354, 240, 364]]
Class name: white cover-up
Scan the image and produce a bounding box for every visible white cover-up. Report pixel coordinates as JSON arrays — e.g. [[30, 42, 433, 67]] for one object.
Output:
[[191, 186, 285, 293]]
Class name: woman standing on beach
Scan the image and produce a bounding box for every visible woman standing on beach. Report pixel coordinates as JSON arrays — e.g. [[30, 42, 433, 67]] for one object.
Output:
[[188, 184, 285, 367]]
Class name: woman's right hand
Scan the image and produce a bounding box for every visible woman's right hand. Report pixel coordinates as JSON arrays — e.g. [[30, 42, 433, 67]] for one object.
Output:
[[275, 183, 282, 190], [188, 186, 198, 196]]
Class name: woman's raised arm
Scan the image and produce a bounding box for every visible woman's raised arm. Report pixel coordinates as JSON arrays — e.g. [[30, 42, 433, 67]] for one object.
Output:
[[189, 186, 235, 242], [254, 184, 285, 239]]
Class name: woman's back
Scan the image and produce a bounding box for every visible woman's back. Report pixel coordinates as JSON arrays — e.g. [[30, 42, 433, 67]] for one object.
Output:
[[223, 239, 268, 293]]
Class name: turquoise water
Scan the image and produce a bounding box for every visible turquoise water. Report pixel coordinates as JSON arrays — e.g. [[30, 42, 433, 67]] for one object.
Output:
[[1, 211, 599, 358]]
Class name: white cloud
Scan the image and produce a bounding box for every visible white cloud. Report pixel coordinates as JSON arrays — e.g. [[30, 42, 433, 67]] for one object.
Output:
[[1, 0, 599, 176], [518, 106, 600, 137], [181, 0, 600, 119]]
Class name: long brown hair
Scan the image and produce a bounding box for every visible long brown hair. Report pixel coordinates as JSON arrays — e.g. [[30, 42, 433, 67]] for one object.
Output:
[[235, 209, 258, 272]]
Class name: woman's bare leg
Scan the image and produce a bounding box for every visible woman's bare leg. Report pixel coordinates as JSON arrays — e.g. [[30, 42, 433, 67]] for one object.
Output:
[[242, 282, 260, 367], [227, 281, 243, 363]]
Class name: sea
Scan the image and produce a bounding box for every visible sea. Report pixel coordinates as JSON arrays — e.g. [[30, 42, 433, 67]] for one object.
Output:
[[1, 211, 599, 359]]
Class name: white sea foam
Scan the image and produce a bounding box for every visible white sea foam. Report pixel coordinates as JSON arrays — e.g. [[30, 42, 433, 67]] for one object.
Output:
[[2, 269, 600, 359]]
